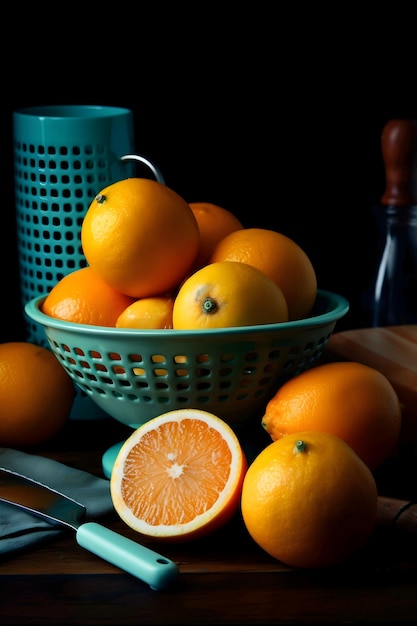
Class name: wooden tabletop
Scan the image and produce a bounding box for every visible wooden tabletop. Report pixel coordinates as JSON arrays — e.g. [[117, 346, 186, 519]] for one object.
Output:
[[1, 416, 417, 625]]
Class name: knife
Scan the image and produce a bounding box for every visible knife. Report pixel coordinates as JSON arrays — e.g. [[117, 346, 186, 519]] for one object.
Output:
[[0, 468, 179, 590]]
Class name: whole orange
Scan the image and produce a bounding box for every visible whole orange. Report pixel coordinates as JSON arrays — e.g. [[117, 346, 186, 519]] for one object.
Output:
[[81, 178, 200, 298], [188, 202, 244, 269], [0, 342, 75, 446], [261, 361, 402, 470], [116, 296, 175, 329], [241, 430, 378, 569], [209, 228, 317, 320], [41, 267, 136, 326], [172, 261, 288, 329]]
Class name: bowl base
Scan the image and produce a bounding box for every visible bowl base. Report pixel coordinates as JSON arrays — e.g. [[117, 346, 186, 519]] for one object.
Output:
[[102, 440, 125, 478]]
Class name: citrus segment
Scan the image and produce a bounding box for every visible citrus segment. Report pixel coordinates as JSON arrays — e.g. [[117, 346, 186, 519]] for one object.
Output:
[[172, 261, 288, 330], [110, 409, 248, 541], [41, 266, 136, 327], [81, 178, 200, 298], [261, 361, 402, 470], [241, 430, 378, 569], [0, 342, 75, 446], [209, 228, 317, 320]]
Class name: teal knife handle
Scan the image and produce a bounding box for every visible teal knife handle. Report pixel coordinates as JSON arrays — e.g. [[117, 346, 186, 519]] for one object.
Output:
[[76, 522, 179, 590]]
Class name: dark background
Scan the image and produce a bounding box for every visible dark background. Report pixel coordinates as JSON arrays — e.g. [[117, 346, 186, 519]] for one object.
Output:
[[3, 9, 417, 341]]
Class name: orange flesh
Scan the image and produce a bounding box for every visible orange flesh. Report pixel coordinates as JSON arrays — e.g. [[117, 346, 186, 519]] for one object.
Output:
[[120, 419, 232, 526]]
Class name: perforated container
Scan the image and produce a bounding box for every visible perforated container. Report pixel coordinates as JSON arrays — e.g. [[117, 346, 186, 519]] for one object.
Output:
[[13, 105, 136, 347], [25, 290, 349, 429]]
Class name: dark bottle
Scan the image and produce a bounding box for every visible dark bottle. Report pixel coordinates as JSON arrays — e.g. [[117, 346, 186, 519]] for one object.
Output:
[[370, 119, 417, 326]]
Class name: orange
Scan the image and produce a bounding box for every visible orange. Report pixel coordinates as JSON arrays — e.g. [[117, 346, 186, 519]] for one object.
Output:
[[261, 361, 402, 471], [81, 178, 200, 298], [115, 296, 174, 329], [241, 430, 378, 569], [41, 267, 136, 327], [172, 261, 288, 330], [0, 342, 75, 446], [188, 202, 244, 269], [110, 408, 248, 541], [209, 227, 317, 320]]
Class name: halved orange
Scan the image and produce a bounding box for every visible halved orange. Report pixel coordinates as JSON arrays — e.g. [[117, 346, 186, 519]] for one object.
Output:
[[110, 409, 248, 541]]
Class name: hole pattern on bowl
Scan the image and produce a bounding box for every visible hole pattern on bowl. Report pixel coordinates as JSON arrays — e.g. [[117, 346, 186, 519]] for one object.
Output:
[[46, 332, 331, 425]]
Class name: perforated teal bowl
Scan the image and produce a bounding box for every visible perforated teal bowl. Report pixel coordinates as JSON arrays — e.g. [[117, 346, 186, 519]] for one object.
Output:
[[25, 289, 349, 429]]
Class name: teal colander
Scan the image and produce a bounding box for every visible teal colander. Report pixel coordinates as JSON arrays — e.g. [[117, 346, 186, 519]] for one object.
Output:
[[24, 289, 348, 430]]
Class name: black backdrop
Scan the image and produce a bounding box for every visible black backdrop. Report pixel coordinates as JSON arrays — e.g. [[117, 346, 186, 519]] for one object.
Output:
[[3, 9, 417, 341]]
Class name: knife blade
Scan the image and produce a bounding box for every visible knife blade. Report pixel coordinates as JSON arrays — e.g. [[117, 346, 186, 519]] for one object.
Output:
[[0, 467, 178, 590]]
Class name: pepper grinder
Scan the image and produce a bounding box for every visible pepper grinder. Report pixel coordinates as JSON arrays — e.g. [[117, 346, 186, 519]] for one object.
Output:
[[370, 119, 417, 326]]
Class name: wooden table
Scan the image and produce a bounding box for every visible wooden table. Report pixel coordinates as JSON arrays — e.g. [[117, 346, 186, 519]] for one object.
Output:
[[1, 416, 417, 624]]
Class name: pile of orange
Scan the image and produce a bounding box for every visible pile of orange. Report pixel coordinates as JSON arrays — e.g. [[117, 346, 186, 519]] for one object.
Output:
[[34, 175, 404, 571], [238, 359, 402, 568], [40, 178, 318, 330]]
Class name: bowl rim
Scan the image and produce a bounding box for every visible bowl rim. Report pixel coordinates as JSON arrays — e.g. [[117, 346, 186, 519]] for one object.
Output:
[[24, 289, 349, 339]]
